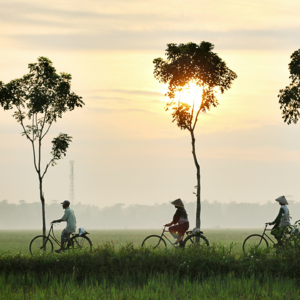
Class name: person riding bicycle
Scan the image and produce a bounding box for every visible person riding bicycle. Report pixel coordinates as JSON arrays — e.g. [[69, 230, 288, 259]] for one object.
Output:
[[165, 198, 189, 244], [268, 196, 291, 245], [51, 200, 76, 253]]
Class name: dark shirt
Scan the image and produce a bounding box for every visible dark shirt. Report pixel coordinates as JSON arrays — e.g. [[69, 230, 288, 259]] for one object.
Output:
[[270, 207, 284, 225], [173, 207, 188, 224]]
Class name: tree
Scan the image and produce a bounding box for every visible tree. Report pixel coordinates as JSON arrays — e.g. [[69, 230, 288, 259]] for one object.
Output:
[[0, 56, 84, 238], [153, 42, 237, 229], [278, 49, 300, 124]]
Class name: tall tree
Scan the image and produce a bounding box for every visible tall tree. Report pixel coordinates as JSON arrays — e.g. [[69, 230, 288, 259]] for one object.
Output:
[[278, 49, 300, 124], [0, 57, 84, 238], [153, 42, 237, 229]]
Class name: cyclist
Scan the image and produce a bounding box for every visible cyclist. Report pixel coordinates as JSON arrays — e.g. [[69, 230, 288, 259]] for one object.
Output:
[[51, 200, 77, 253], [268, 196, 291, 245], [165, 198, 189, 244]]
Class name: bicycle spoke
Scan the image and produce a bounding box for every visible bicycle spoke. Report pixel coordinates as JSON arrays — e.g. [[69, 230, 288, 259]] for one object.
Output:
[[243, 234, 268, 254], [29, 236, 53, 255], [141, 235, 166, 250], [184, 234, 209, 249], [67, 236, 92, 252]]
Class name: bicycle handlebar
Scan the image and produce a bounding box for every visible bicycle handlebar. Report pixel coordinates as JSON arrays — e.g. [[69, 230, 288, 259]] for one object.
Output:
[[162, 225, 169, 232]]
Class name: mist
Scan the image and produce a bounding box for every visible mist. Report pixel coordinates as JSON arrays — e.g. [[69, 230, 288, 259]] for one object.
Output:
[[0, 200, 298, 230]]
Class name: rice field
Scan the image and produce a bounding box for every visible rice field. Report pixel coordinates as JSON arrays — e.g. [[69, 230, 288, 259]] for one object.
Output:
[[1, 273, 299, 300], [0, 228, 265, 255], [1, 228, 290, 299]]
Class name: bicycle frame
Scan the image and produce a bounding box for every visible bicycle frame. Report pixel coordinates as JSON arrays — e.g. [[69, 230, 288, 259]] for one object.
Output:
[[261, 223, 276, 245], [45, 223, 76, 247], [159, 226, 188, 248]]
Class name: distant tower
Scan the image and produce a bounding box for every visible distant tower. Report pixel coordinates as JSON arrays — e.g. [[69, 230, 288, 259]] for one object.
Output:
[[69, 161, 75, 204]]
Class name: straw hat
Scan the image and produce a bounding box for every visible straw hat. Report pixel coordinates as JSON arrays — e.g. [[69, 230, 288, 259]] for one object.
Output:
[[171, 198, 184, 207], [275, 196, 288, 205]]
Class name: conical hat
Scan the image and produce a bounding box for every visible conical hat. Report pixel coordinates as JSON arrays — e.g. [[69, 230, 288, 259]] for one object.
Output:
[[171, 198, 184, 207], [275, 196, 288, 205]]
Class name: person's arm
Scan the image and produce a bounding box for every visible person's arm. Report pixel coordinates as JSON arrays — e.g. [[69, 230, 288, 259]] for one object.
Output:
[[52, 209, 69, 224], [51, 219, 63, 223], [165, 221, 174, 227], [165, 209, 181, 226], [269, 207, 284, 225]]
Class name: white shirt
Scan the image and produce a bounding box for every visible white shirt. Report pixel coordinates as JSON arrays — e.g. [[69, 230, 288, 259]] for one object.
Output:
[[279, 205, 291, 227], [61, 207, 77, 233]]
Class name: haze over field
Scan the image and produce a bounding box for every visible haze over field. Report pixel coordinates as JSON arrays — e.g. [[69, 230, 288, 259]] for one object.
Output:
[[1, 200, 299, 229], [1, 0, 300, 211]]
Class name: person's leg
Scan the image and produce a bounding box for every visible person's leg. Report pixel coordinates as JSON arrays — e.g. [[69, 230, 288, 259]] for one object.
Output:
[[55, 230, 64, 253], [170, 224, 188, 244], [276, 227, 284, 246], [56, 229, 70, 253], [61, 229, 71, 250], [176, 223, 189, 243], [169, 225, 180, 240], [181, 222, 189, 237], [272, 225, 283, 246]]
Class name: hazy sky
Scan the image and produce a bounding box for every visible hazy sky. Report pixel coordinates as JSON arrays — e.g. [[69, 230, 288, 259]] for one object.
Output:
[[1, 0, 300, 208]]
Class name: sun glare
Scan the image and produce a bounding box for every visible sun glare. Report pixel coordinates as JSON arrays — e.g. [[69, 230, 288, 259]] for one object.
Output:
[[177, 82, 203, 108]]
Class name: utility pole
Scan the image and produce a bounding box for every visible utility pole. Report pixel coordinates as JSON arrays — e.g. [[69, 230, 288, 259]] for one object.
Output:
[[69, 161, 74, 205]]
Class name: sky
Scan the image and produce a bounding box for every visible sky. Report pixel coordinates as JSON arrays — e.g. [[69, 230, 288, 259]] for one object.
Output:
[[1, 0, 300, 210]]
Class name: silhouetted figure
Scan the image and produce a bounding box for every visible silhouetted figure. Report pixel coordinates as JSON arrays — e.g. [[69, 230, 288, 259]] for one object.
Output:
[[165, 198, 189, 244]]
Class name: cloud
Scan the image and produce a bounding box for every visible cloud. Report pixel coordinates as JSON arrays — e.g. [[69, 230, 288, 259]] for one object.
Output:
[[89, 89, 163, 97], [2, 0, 300, 34], [87, 107, 154, 114], [107, 89, 163, 97], [89, 96, 165, 107], [90, 96, 128, 101], [5, 28, 300, 52], [2, 0, 300, 52]]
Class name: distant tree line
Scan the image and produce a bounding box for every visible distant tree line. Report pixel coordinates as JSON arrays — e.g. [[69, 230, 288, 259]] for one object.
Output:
[[0, 199, 299, 230]]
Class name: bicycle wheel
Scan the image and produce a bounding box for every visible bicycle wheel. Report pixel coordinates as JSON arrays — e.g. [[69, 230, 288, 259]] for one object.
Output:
[[243, 234, 269, 254], [67, 235, 93, 252], [183, 234, 209, 249], [29, 235, 53, 255], [141, 235, 166, 249]]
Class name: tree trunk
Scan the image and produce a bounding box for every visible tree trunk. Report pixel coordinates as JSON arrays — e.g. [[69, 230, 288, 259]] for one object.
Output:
[[190, 130, 201, 230], [39, 177, 46, 241], [38, 136, 46, 241]]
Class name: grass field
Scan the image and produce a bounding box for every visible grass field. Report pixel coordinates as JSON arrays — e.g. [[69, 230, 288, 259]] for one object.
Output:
[[1, 273, 300, 299], [0, 228, 266, 255], [1, 228, 290, 299]]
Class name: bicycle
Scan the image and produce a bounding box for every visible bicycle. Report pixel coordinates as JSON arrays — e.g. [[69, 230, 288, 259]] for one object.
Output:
[[29, 223, 92, 255], [243, 223, 276, 254], [141, 226, 209, 249], [183, 228, 210, 248]]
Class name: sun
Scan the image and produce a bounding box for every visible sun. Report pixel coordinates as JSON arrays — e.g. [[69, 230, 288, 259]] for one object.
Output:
[[177, 82, 203, 108]]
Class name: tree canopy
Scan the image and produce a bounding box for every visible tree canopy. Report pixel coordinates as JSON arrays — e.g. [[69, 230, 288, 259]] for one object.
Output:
[[278, 49, 300, 124], [154, 42, 237, 131], [0, 56, 84, 172], [0, 56, 83, 123]]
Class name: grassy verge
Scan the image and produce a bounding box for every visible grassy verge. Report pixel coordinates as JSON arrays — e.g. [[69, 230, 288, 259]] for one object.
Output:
[[0, 273, 299, 300], [1, 242, 300, 281], [2, 242, 300, 298]]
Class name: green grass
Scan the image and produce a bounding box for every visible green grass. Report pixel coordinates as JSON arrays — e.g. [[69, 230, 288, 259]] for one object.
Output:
[[0, 230, 299, 299], [0, 273, 299, 300], [0, 228, 265, 255], [1, 240, 299, 280]]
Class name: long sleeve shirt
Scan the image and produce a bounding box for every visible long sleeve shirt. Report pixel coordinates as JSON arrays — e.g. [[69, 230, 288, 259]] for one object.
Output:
[[172, 207, 189, 225], [270, 206, 287, 226]]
